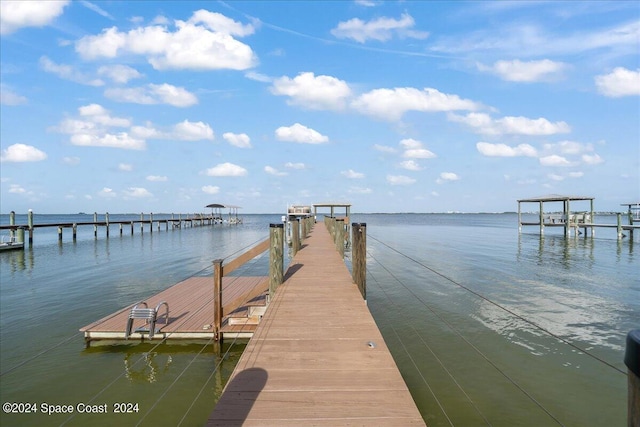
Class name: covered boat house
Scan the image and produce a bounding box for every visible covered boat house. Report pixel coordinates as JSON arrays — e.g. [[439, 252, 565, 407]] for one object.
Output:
[[517, 194, 595, 237]]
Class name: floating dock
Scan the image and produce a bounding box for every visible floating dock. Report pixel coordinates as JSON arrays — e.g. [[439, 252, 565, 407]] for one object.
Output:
[[80, 275, 268, 345], [207, 222, 425, 426]]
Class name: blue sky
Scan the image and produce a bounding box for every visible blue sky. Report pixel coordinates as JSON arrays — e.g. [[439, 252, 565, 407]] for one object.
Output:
[[1, 1, 638, 214]]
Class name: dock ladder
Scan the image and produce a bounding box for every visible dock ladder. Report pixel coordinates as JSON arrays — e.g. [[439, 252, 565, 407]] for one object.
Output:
[[125, 301, 169, 339]]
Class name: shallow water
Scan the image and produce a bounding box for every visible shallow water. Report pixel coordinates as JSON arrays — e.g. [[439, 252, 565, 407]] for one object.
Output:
[[0, 213, 637, 426]]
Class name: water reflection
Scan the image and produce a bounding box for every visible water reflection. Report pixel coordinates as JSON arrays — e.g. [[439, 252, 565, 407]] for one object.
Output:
[[123, 352, 173, 383]]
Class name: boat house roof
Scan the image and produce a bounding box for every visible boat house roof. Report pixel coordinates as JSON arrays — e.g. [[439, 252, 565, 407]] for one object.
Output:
[[205, 203, 241, 209], [517, 194, 594, 203]]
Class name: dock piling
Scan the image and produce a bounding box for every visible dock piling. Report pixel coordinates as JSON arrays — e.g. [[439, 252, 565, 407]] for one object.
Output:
[[213, 259, 223, 342], [27, 209, 33, 246], [352, 222, 366, 300], [269, 224, 284, 299], [336, 218, 345, 257], [626, 330, 640, 427], [291, 219, 300, 256]]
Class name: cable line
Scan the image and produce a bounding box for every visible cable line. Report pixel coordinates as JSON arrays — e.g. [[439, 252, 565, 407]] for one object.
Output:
[[367, 256, 492, 426], [368, 248, 565, 426], [368, 233, 627, 376]]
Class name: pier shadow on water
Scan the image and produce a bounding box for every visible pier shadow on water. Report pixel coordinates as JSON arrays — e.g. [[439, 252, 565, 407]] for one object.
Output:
[[208, 367, 268, 426]]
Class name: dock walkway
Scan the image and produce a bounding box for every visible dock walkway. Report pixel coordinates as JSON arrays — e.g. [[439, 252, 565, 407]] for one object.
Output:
[[208, 223, 425, 426]]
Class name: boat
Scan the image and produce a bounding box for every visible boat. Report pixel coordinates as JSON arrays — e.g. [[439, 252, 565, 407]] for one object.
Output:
[[0, 235, 24, 252]]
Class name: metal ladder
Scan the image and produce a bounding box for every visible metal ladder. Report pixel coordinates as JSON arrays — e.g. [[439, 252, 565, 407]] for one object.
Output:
[[125, 301, 169, 340]]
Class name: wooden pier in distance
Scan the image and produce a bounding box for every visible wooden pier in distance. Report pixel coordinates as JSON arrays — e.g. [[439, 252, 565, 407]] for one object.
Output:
[[208, 222, 425, 426]]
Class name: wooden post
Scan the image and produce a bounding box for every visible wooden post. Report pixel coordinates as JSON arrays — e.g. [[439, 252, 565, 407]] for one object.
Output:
[[336, 218, 345, 257], [130, 221, 134, 235], [140, 212, 144, 234], [352, 223, 366, 300], [9, 211, 15, 241], [150, 212, 153, 234], [58, 226, 63, 242], [539, 201, 544, 236], [93, 212, 98, 238], [27, 209, 33, 246], [291, 219, 300, 256], [625, 330, 640, 427], [269, 223, 284, 299], [120, 223, 123, 235], [617, 213, 624, 240], [213, 259, 223, 342], [105, 212, 110, 237], [73, 224, 77, 241]]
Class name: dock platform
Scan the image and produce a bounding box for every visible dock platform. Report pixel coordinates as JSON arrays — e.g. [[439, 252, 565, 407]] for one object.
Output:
[[80, 275, 267, 344], [208, 223, 425, 426]]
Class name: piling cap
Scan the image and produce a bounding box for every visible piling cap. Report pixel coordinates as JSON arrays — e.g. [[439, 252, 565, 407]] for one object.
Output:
[[625, 329, 640, 377]]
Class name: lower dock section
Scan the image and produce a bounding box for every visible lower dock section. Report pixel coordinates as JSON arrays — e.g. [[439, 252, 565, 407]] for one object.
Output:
[[80, 275, 267, 345]]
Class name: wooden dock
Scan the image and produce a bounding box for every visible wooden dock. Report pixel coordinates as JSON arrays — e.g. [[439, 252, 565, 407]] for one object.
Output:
[[207, 223, 426, 426], [80, 275, 268, 344]]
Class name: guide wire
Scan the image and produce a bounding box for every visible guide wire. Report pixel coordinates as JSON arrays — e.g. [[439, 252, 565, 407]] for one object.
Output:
[[64, 251, 267, 425], [368, 233, 627, 376], [0, 332, 83, 377], [367, 267, 455, 426], [367, 254, 492, 426], [368, 239, 569, 426]]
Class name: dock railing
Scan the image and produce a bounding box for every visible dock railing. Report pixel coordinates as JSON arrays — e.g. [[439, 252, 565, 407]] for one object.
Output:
[[212, 237, 270, 341]]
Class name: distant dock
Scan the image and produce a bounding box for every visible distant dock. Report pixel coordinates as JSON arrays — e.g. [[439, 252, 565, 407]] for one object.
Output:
[[0, 209, 238, 248], [517, 195, 640, 239]]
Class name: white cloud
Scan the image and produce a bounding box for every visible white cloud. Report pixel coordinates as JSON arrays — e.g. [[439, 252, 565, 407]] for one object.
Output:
[[270, 72, 352, 110], [147, 175, 168, 182], [245, 71, 272, 83], [569, 172, 584, 178], [285, 162, 306, 169], [71, 132, 145, 150], [105, 83, 198, 107], [341, 169, 365, 179], [331, 13, 428, 43], [78, 103, 131, 126], [539, 154, 571, 166], [97, 64, 143, 84], [0, 0, 69, 34], [399, 160, 422, 171], [264, 166, 287, 176], [202, 185, 220, 194], [477, 59, 566, 82], [548, 173, 565, 181], [437, 172, 460, 184], [98, 187, 117, 198], [373, 144, 396, 153], [123, 187, 152, 198], [75, 10, 257, 71], [223, 132, 251, 148], [352, 87, 480, 121], [0, 84, 28, 105], [1, 143, 48, 162], [400, 138, 436, 159], [173, 120, 214, 140], [476, 142, 537, 157], [275, 123, 329, 144], [387, 174, 416, 185], [205, 162, 247, 177], [595, 67, 640, 97], [39, 56, 104, 86], [9, 184, 26, 194], [118, 163, 133, 171], [63, 156, 80, 165], [450, 112, 570, 135], [582, 153, 604, 165], [348, 186, 373, 194]]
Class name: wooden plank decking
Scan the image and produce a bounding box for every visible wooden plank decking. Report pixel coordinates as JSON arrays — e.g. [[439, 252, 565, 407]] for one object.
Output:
[[80, 275, 267, 343], [208, 223, 426, 426]]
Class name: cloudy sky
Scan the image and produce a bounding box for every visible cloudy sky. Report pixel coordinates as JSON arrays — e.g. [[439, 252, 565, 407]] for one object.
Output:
[[1, 1, 638, 214]]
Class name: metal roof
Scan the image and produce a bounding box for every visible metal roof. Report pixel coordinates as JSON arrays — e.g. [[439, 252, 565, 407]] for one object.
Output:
[[205, 203, 242, 209], [517, 194, 594, 203]]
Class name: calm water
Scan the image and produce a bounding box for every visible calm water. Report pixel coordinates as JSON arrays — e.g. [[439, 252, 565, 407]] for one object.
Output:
[[0, 213, 637, 426]]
